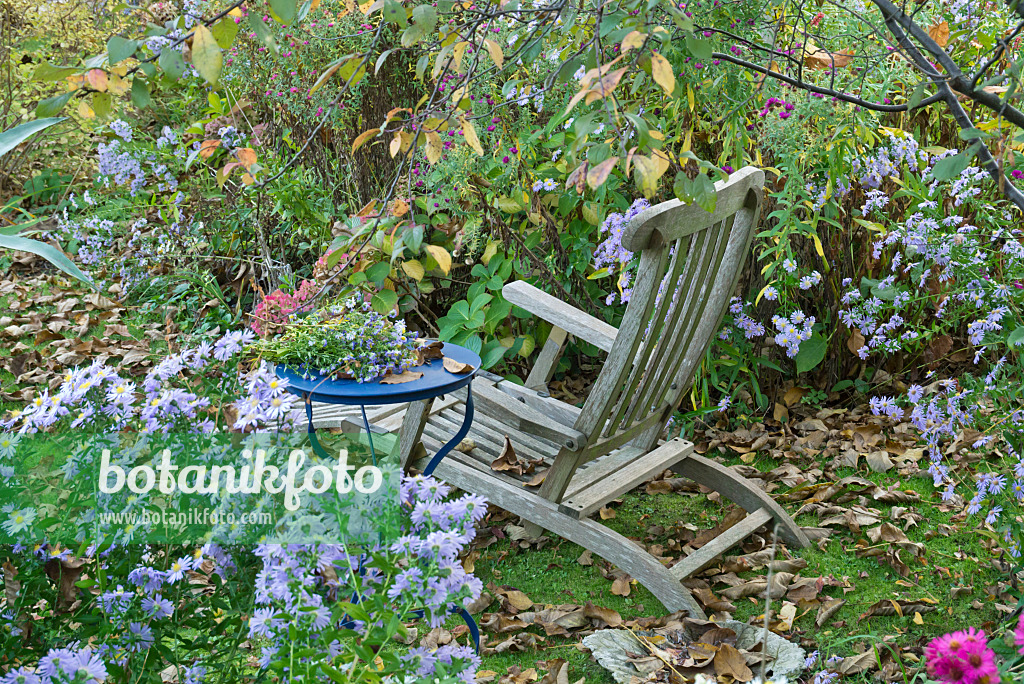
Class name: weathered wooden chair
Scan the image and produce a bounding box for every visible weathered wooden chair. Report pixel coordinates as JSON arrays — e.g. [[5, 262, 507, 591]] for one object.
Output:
[[395, 167, 810, 619]]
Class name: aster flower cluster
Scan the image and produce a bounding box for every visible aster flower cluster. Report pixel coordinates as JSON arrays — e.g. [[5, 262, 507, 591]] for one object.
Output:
[[1, 645, 108, 684], [246, 475, 485, 684], [592, 198, 651, 305], [254, 298, 425, 383], [0, 330, 277, 436], [839, 141, 1022, 368]]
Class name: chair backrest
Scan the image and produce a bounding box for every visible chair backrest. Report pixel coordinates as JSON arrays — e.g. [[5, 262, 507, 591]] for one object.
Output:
[[574, 166, 764, 455]]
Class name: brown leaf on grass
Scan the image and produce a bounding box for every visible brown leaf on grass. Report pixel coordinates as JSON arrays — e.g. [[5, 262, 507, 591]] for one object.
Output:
[[501, 590, 535, 612], [860, 598, 937, 619], [478, 613, 531, 633], [576, 550, 593, 566], [836, 650, 878, 675], [598, 506, 616, 520], [380, 370, 424, 384], [537, 659, 571, 684], [584, 601, 622, 627], [816, 598, 846, 627], [786, 576, 822, 602], [442, 357, 474, 374], [465, 591, 493, 615], [610, 576, 632, 597], [866, 450, 894, 473], [646, 477, 698, 494], [490, 632, 545, 654], [713, 643, 754, 681]]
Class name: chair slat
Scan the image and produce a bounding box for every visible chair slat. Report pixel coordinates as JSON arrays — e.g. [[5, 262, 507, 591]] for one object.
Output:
[[633, 214, 735, 426], [603, 236, 689, 438]]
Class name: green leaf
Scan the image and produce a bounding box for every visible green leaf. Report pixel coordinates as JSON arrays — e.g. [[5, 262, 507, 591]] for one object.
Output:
[[191, 24, 222, 84], [907, 81, 926, 110], [158, 48, 186, 80], [1008, 326, 1024, 348], [685, 34, 712, 61], [131, 78, 152, 108], [211, 16, 241, 50], [794, 332, 827, 374], [383, 0, 407, 27], [33, 62, 80, 81], [35, 92, 74, 118], [930, 146, 976, 180], [690, 173, 717, 213], [0, 234, 95, 289], [92, 92, 112, 118], [268, 0, 297, 23], [0, 117, 66, 159], [371, 289, 398, 313], [480, 341, 507, 369], [106, 36, 138, 65], [248, 13, 279, 53], [401, 4, 437, 46]]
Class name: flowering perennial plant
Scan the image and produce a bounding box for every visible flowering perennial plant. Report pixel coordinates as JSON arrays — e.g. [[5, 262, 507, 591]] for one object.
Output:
[[254, 299, 425, 382], [922, 616, 1024, 684], [246, 476, 484, 684]]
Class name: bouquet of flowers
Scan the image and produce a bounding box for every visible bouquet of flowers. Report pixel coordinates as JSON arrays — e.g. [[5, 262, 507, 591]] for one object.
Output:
[[253, 298, 427, 383]]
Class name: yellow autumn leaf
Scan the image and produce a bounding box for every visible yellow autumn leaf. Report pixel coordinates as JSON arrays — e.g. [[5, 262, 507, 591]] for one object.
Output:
[[461, 117, 483, 155], [650, 52, 674, 96], [621, 30, 646, 52], [424, 130, 443, 163], [424, 245, 452, 274], [811, 233, 825, 258], [191, 24, 222, 85], [401, 259, 425, 280], [352, 127, 381, 153], [483, 38, 503, 68]]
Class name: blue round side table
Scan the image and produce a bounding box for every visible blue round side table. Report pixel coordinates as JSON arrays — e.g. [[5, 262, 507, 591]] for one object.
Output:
[[275, 341, 481, 476]]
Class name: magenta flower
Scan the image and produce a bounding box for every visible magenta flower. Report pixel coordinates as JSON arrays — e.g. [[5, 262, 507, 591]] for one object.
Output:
[[1011, 169, 1023, 180], [1015, 613, 1024, 655], [925, 628, 999, 684]]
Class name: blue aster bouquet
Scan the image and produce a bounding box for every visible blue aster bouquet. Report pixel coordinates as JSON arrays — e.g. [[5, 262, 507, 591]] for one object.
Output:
[[254, 298, 426, 383]]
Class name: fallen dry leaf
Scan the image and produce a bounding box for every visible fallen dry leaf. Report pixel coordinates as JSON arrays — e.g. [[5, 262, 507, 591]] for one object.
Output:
[[380, 370, 424, 384], [443, 357, 475, 374]]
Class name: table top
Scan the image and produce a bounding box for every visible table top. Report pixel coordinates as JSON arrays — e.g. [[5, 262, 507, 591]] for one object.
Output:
[[276, 341, 481, 406]]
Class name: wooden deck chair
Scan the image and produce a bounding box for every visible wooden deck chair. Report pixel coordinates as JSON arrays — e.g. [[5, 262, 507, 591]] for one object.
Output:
[[395, 166, 810, 619]]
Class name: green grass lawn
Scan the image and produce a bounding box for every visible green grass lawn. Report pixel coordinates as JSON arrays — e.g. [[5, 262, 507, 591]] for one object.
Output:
[[464, 450, 1005, 682]]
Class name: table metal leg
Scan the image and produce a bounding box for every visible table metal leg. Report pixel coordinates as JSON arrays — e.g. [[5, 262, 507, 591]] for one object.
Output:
[[303, 393, 332, 461], [422, 384, 473, 477]]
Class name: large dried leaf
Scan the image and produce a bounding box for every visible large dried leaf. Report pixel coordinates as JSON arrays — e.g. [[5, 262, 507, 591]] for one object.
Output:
[[379, 370, 423, 384], [442, 357, 474, 374]]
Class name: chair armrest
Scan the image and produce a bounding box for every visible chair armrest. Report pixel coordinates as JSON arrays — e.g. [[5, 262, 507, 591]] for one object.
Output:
[[473, 382, 587, 452], [502, 281, 618, 352]]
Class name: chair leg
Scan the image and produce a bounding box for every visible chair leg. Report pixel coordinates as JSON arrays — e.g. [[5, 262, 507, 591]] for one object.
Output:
[[671, 454, 810, 548], [430, 455, 707, 619], [397, 398, 431, 471]]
